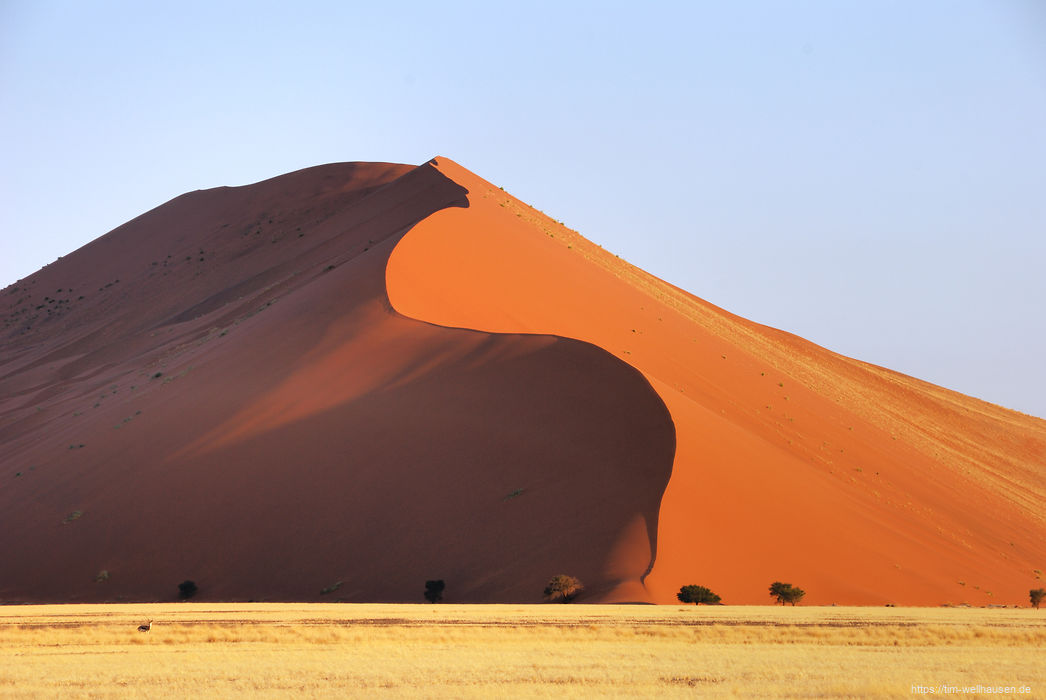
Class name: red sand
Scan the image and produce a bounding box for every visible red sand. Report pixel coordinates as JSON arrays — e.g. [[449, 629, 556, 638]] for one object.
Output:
[[387, 157, 1046, 605], [0, 161, 672, 603], [2, 157, 1043, 605]]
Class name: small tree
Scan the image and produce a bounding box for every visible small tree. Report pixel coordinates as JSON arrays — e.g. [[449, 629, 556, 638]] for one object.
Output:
[[1031, 588, 1046, 609], [178, 580, 198, 600], [677, 585, 721, 605], [769, 581, 805, 606], [543, 574, 584, 603], [424, 579, 445, 604]]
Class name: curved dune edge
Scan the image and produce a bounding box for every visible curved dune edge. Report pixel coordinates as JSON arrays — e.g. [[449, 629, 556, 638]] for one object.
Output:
[[0, 160, 673, 604], [374, 172, 679, 604], [387, 157, 1046, 606]]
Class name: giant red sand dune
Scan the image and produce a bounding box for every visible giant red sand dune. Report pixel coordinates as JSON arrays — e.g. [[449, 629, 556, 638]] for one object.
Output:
[[1, 158, 1043, 605]]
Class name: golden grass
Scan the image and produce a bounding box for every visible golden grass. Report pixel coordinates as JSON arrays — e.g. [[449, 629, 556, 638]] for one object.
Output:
[[1, 604, 1043, 698]]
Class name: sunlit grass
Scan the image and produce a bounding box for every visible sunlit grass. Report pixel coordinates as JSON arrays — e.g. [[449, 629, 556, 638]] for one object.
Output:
[[0, 604, 1043, 698]]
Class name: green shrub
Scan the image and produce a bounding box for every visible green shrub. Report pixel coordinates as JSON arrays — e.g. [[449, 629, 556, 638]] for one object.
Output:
[[543, 575, 584, 603], [677, 585, 721, 605], [769, 581, 806, 606], [424, 580, 445, 603]]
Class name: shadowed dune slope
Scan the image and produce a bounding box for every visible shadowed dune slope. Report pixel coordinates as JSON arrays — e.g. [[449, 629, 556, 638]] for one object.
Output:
[[0, 161, 674, 603], [387, 157, 1046, 606]]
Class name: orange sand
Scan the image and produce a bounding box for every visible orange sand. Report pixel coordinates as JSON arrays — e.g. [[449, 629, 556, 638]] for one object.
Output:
[[0, 162, 671, 603], [2, 157, 1043, 605], [386, 157, 1046, 605]]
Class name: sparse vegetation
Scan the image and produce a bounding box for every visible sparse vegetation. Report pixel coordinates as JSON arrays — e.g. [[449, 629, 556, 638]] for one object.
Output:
[[769, 581, 806, 606], [676, 585, 722, 605], [424, 580, 445, 603], [178, 580, 198, 600], [543, 575, 584, 603], [1031, 588, 1046, 609], [320, 581, 342, 595], [0, 605, 1043, 698]]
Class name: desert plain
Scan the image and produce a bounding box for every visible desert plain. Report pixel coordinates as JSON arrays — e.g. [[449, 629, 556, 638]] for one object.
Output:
[[1, 157, 1044, 696], [1, 603, 1044, 699]]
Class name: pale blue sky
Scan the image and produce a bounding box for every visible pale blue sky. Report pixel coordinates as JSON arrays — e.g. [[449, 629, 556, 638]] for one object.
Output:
[[2, 1, 1044, 417]]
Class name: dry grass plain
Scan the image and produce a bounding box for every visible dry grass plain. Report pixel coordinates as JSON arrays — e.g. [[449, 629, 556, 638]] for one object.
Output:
[[0, 604, 1043, 698]]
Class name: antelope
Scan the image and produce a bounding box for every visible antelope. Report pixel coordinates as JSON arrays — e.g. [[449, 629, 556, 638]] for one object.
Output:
[[137, 620, 152, 632]]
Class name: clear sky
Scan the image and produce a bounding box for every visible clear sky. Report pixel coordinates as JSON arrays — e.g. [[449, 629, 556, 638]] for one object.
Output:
[[2, 1, 1044, 418]]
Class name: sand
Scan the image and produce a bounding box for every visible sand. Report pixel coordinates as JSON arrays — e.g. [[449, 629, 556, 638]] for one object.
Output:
[[1, 156, 1043, 605], [386, 157, 1046, 605], [0, 161, 671, 603]]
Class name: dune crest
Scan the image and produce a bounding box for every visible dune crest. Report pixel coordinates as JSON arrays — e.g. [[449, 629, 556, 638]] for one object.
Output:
[[0, 160, 675, 603], [386, 157, 1046, 605], [2, 157, 1042, 604]]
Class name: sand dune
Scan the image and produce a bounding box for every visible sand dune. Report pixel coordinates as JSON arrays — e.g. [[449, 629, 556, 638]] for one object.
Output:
[[387, 157, 1046, 605], [0, 161, 672, 603], [2, 157, 1042, 605]]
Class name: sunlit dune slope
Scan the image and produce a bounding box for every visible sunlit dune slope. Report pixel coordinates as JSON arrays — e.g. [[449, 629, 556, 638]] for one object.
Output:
[[0, 161, 673, 603], [387, 157, 1046, 606]]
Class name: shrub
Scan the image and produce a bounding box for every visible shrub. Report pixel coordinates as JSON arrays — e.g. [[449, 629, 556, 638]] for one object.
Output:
[[1031, 588, 1046, 609], [424, 580, 445, 603], [178, 580, 198, 599], [543, 574, 584, 603], [769, 581, 805, 606], [677, 585, 721, 605]]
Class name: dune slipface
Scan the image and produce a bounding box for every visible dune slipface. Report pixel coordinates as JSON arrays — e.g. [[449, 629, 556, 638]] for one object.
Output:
[[0, 161, 673, 603], [387, 158, 1046, 606], [3, 157, 1044, 606]]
